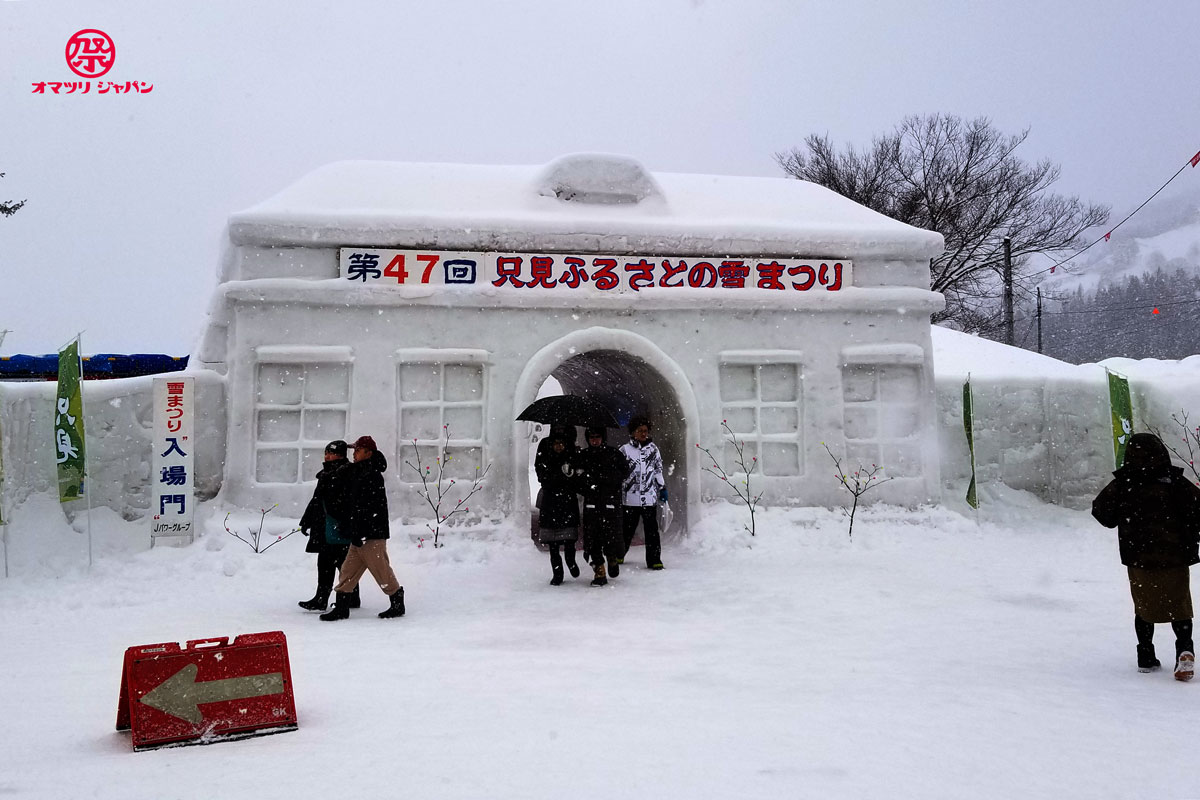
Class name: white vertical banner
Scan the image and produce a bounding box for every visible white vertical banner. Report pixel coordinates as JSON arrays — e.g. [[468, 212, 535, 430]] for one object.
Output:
[[151, 376, 194, 542]]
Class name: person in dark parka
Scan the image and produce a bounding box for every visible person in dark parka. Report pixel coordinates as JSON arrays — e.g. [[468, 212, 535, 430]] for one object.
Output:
[[535, 426, 581, 585], [1092, 432, 1200, 680], [321, 435, 406, 621], [297, 440, 360, 611], [575, 426, 631, 586]]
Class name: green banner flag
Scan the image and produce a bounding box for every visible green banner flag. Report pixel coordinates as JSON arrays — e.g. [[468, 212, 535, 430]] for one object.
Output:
[[963, 377, 979, 509], [1107, 369, 1133, 468], [55, 338, 86, 502]]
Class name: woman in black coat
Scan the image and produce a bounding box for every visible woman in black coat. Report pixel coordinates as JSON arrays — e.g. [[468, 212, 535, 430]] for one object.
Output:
[[535, 426, 581, 585], [1092, 432, 1200, 680], [297, 440, 358, 611]]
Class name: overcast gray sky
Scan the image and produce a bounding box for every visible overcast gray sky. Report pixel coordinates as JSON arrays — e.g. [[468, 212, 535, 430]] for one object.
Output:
[[3, 0, 1198, 354]]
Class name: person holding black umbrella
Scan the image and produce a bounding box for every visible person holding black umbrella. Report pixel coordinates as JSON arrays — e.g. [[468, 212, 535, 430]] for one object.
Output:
[[534, 425, 581, 585], [575, 426, 631, 586]]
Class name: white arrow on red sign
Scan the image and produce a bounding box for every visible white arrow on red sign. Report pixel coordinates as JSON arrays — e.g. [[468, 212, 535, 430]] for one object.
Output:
[[138, 663, 285, 724]]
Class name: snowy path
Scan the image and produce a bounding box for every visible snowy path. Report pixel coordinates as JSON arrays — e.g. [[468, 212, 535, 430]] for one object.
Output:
[[0, 493, 1193, 799]]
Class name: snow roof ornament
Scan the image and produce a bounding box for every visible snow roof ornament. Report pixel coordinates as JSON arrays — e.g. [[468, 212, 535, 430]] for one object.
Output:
[[534, 153, 664, 205]]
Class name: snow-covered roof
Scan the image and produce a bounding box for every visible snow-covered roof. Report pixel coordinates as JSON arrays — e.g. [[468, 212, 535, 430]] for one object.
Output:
[[228, 154, 944, 260], [930, 326, 1102, 380]]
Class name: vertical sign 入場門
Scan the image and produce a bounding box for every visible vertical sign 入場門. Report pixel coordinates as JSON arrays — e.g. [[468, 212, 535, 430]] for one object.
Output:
[[152, 377, 194, 543]]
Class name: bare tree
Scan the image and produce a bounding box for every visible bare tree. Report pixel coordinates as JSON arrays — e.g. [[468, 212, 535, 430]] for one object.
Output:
[[224, 505, 300, 553], [776, 114, 1109, 334], [822, 443, 893, 540], [697, 420, 763, 537], [1148, 410, 1200, 486], [0, 172, 25, 218], [404, 425, 490, 547]]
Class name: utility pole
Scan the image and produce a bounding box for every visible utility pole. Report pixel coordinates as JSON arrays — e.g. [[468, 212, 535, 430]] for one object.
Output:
[[1036, 287, 1043, 354], [1003, 237, 1014, 346]]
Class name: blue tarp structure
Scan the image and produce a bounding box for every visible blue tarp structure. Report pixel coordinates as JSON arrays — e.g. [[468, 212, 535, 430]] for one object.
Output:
[[0, 354, 189, 381]]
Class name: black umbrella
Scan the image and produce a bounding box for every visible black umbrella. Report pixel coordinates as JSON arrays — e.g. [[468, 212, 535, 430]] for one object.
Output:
[[516, 395, 619, 429]]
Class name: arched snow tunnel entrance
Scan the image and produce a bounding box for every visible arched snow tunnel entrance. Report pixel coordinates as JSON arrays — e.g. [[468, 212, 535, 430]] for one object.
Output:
[[513, 328, 699, 545]]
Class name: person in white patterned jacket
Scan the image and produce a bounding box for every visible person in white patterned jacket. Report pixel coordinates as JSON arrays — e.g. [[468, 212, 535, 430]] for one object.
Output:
[[619, 416, 666, 570]]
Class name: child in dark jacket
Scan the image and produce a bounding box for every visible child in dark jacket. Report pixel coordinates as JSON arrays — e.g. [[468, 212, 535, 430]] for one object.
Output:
[[1092, 432, 1200, 680]]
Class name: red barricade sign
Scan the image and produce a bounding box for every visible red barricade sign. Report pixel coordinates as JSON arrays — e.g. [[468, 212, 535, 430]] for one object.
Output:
[[116, 630, 297, 750]]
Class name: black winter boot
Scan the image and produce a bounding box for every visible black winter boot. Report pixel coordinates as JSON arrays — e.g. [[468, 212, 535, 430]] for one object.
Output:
[[550, 566, 564, 586], [298, 586, 331, 611], [378, 587, 405, 619], [348, 586, 361, 609], [319, 592, 352, 621], [1137, 643, 1161, 673]]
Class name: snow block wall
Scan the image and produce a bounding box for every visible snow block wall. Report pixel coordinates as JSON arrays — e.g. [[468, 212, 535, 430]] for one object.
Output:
[[936, 374, 1112, 509], [0, 372, 226, 520], [935, 346, 1200, 510]]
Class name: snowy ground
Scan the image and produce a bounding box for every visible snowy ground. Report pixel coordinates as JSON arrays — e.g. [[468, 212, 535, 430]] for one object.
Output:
[[0, 489, 1195, 800]]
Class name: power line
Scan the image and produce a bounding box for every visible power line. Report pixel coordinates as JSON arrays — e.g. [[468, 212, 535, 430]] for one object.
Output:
[[1031, 148, 1200, 278], [1039, 295, 1200, 316], [1060, 317, 1171, 339]]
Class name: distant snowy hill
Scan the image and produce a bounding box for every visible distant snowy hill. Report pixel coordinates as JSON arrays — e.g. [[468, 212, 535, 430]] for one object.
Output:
[[1026, 187, 1200, 362], [1042, 186, 1200, 293]]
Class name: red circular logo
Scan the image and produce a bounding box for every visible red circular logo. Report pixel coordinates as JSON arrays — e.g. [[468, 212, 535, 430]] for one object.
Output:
[[65, 29, 116, 78]]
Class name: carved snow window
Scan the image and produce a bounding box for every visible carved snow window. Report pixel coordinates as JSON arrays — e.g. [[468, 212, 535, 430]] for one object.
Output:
[[718, 352, 803, 477], [254, 349, 351, 483], [841, 363, 922, 478], [396, 349, 488, 482]]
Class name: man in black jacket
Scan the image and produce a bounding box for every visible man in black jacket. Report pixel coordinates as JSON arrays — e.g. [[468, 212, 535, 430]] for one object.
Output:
[[297, 440, 359, 611], [321, 435, 406, 621], [1093, 432, 1200, 679], [575, 427, 631, 586]]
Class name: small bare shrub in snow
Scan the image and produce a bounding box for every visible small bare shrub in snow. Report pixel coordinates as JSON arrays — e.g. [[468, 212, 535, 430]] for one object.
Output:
[[697, 419, 762, 537], [822, 443, 894, 540], [1150, 410, 1200, 485], [405, 424, 490, 548], [224, 505, 298, 553]]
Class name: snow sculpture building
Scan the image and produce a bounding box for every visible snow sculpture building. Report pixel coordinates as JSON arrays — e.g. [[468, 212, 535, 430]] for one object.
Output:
[[198, 154, 945, 533]]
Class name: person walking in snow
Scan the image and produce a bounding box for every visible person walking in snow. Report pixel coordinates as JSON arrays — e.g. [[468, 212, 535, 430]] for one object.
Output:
[[534, 425, 582, 585], [575, 426, 631, 586], [320, 435, 406, 621], [619, 416, 666, 570], [1092, 432, 1200, 680], [297, 440, 360, 612]]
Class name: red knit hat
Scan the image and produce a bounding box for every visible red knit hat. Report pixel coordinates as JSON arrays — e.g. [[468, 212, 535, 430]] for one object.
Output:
[[351, 435, 377, 452]]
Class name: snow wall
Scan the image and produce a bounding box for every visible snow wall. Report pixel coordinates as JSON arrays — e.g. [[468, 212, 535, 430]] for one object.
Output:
[[0, 371, 225, 520], [935, 353, 1200, 510]]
